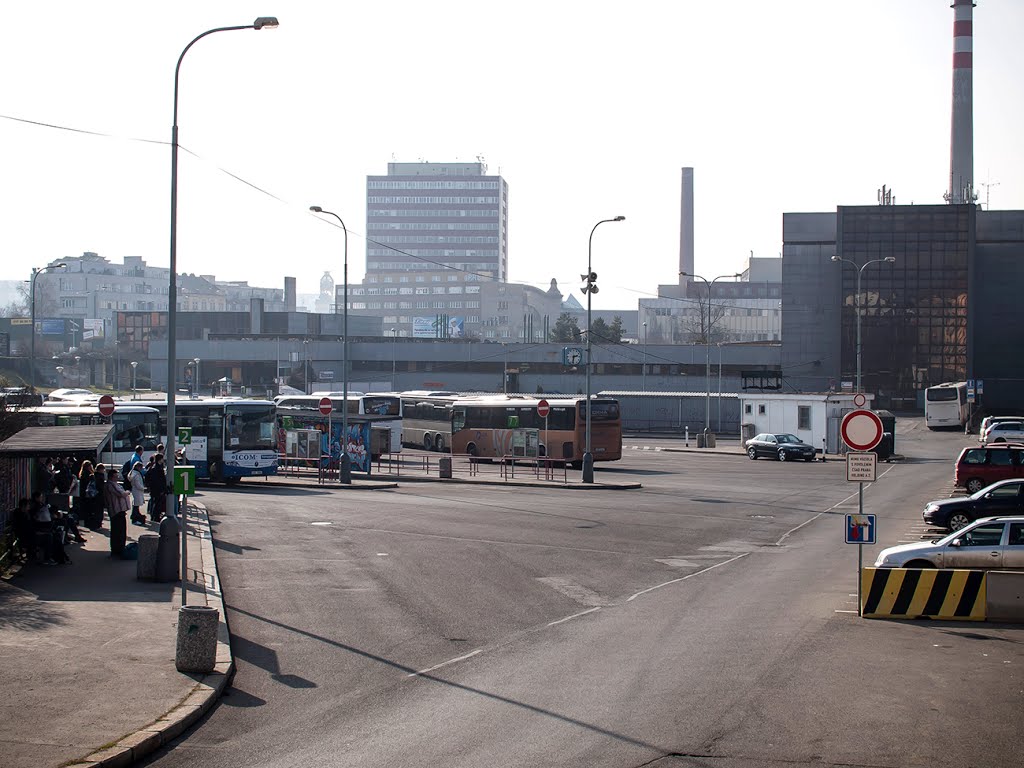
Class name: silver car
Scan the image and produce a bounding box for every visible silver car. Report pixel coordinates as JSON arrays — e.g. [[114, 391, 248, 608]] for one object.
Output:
[[874, 516, 1024, 570], [981, 421, 1024, 445]]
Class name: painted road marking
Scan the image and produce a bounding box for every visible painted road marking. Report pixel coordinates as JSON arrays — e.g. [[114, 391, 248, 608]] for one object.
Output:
[[311, 522, 333, 526], [627, 553, 750, 602], [547, 607, 601, 626], [407, 649, 483, 678]]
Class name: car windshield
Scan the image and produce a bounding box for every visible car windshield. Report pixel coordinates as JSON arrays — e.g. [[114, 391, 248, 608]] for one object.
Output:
[[774, 434, 801, 443]]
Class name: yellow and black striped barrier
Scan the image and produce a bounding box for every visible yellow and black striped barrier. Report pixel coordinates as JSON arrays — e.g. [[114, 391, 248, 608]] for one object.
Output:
[[861, 567, 986, 620]]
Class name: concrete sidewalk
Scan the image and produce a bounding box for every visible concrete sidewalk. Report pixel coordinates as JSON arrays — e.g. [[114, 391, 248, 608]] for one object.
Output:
[[0, 501, 231, 768]]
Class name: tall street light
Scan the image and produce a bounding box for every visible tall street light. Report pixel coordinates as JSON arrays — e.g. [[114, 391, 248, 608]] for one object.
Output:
[[55, 366, 64, 389], [641, 320, 648, 393], [29, 263, 65, 393], [166, 16, 279, 607], [581, 215, 625, 483], [390, 328, 397, 391], [193, 357, 201, 398], [114, 340, 121, 395], [680, 271, 741, 434], [309, 206, 352, 484], [831, 255, 896, 393], [130, 361, 138, 400]]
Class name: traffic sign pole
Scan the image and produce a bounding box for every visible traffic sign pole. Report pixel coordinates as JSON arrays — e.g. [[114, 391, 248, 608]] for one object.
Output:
[[858, 482, 863, 616]]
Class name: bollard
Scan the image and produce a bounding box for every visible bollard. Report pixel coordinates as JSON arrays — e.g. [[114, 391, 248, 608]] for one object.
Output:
[[136, 533, 160, 581], [175, 605, 220, 673], [156, 514, 180, 582], [685, 426, 689, 447], [438, 456, 452, 479]]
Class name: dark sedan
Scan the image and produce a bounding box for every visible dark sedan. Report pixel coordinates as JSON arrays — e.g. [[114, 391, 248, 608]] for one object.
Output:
[[745, 433, 817, 462], [923, 478, 1024, 531]]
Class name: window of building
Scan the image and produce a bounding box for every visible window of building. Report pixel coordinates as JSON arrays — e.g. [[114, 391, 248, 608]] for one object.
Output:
[[798, 406, 811, 430], [744, 403, 752, 415], [758, 404, 766, 415]]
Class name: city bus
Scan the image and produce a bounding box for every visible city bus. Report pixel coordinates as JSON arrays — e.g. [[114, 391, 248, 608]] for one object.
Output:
[[924, 382, 969, 430], [399, 391, 461, 451], [138, 397, 278, 483], [449, 395, 623, 466], [18, 403, 161, 469], [273, 393, 403, 455]]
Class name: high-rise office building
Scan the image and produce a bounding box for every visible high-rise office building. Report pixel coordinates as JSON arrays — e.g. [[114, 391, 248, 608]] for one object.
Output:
[[354, 161, 508, 338]]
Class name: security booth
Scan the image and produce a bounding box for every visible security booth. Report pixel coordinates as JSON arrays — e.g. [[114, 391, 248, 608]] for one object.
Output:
[[739, 393, 875, 455], [0, 424, 113, 563]]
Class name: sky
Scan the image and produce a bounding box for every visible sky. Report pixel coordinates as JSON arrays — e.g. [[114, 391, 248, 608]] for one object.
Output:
[[2, 1, 1023, 312]]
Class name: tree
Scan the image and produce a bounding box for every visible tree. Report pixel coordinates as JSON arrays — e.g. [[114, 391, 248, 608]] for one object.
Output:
[[0, 283, 28, 318], [678, 291, 731, 344], [550, 313, 581, 342]]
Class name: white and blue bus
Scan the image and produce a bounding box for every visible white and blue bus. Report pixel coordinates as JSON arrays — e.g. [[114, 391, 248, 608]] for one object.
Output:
[[139, 397, 279, 483], [274, 392, 403, 456]]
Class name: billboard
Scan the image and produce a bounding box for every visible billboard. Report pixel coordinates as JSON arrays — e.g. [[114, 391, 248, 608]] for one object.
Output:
[[413, 316, 440, 339], [40, 319, 65, 336], [83, 319, 104, 340], [413, 315, 465, 339]]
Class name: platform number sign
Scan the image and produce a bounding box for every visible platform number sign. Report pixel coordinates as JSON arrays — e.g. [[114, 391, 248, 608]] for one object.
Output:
[[177, 427, 192, 446], [173, 465, 197, 496]]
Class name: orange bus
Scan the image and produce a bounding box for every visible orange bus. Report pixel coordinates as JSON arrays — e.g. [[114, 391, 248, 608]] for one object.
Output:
[[450, 395, 622, 466]]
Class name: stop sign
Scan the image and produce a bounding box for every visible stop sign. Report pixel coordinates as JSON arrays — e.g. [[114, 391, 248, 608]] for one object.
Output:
[[537, 399, 550, 418], [97, 395, 116, 417], [318, 397, 333, 416]]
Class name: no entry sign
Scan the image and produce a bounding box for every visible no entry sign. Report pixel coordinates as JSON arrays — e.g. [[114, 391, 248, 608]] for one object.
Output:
[[537, 399, 550, 418], [841, 409, 884, 452], [97, 395, 116, 417], [318, 397, 333, 416]]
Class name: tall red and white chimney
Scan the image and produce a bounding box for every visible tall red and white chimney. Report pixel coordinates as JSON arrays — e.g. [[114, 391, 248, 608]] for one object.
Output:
[[947, 0, 976, 205]]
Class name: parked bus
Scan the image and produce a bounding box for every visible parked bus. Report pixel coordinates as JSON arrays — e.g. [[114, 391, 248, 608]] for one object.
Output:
[[399, 391, 461, 451], [450, 395, 623, 466], [924, 382, 969, 429], [18, 403, 161, 469], [273, 393, 403, 455], [138, 397, 278, 483]]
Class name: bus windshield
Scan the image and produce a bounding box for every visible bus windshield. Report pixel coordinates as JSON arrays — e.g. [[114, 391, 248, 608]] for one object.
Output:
[[926, 388, 960, 402], [112, 411, 161, 452], [579, 401, 621, 421], [225, 405, 276, 450]]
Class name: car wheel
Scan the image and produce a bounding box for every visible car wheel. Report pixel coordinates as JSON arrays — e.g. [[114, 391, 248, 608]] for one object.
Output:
[[994, 437, 1006, 443], [904, 559, 935, 569], [965, 478, 985, 493], [948, 512, 971, 531], [777, 449, 788, 462], [747, 446, 758, 460]]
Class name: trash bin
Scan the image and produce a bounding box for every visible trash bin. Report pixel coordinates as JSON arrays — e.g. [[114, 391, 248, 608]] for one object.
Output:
[[438, 456, 452, 479], [175, 605, 220, 673], [876, 432, 894, 461], [706, 432, 717, 449], [136, 533, 159, 581], [156, 514, 180, 582], [875, 410, 896, 455]]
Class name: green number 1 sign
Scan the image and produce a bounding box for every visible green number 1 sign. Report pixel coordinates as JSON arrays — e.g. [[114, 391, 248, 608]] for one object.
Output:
[[173, 465, 197, 496]]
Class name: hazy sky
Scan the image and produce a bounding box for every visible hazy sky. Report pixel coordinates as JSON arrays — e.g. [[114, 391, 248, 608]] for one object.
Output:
[[2, 1, 1022, 311]]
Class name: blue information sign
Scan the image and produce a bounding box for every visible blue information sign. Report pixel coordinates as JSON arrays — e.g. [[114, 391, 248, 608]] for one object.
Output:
[[846, 514, 876, 545]]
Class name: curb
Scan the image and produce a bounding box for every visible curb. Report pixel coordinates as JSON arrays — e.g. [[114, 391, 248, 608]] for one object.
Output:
[[74, 501, 232, 767], [258, 475, 642, 491]]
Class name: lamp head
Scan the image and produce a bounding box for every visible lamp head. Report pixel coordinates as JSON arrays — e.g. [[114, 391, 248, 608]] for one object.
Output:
[[614, 215, 625, 222], [309, 205, 323, 213], [884, 256, 896, 263], [830, 255, 839, 262], [130, 361, 138, 369], [253, 17, 279, 30]]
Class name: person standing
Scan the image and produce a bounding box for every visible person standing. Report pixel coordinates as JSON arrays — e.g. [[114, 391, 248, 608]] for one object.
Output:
[[79, 460, 103, 531], [128, 461, 147, 525], [31, 491, 57, 565], [147, 454, 168, 524], [103, 467, 130, 557]]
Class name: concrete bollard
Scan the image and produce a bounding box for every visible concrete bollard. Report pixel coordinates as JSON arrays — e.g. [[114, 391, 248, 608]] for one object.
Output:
[[156, 514, 180, 583], [136, 534, 160, 581], [175, 605, 220, 673], [438, 456, 452, 479]]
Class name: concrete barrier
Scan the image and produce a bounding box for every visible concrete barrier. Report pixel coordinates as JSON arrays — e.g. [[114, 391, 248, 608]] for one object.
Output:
[[861, 567, 986, 620], [986, 571, 1024, 623]]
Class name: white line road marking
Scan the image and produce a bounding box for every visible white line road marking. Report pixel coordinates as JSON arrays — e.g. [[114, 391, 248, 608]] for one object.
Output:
[[626, 553, 750, 602], [536, 577, 604, 606], [834, 610, 858, 614], [407, 649, 483, 678], [311, 521, 333, 526], [547, 607, 601, 626]]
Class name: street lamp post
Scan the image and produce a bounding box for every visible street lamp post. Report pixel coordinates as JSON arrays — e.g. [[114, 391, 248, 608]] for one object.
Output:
[[29, 263, 66, 393], [831, 255, 896, 393], [55, 366, 64, 388], [642, 321, 647, 393], [309, 206, 351, 484], [582, 215, 625, 483], [130, 361, 138, 400], [390, 328, 397, 390], [680, 271, 741, 434], [193, 358, 201, 398], [115, 340, 120, 395], [166, 16, 279, 608]]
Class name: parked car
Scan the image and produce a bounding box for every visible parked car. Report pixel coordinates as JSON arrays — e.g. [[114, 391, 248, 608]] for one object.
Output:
[[981, 421, 1024, 445], [875, 516, 1024, 569], [745, 433, 816, 462], [954, 445, 1024, 493], [979, 416, 1020, 440], [923, 478, 1024, 531]]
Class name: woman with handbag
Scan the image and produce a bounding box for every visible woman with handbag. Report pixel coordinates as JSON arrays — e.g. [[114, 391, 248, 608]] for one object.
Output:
[[103, 467, 131, 557], [128, 461, 147, 525]]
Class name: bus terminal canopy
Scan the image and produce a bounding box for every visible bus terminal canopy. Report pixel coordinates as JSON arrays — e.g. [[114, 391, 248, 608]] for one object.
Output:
[[0, 425, 114, 459]]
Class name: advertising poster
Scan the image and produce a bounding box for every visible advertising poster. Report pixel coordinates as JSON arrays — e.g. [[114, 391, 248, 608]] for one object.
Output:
[[83, 318, 104, 340], [41, 319, 65, 336], [448, 316, 465, 339], [412, 316, 438, 339]]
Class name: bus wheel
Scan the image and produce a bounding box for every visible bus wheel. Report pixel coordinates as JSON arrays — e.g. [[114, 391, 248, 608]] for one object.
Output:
[[435, 434, 446, 452], [423, 434, 433, 451]]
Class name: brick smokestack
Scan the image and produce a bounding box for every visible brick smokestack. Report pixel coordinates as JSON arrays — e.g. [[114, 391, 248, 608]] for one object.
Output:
[[947, 0, 976, 205]]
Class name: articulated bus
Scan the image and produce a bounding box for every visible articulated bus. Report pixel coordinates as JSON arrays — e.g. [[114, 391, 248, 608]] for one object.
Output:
[[924, 382, 969, 430], [137, 397, 278, 483], [450, 395, 623, 466], [399, 391, 461, 451], [18, 403, 161, 470], [273, 393, 403, 455]]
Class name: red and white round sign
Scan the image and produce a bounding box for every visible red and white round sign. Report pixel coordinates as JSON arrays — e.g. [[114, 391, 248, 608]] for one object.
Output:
[[841, 409, 884, 451], [318, 397, 333, 416], [537, 399, 550, 418], [97, 395, 116, 417]]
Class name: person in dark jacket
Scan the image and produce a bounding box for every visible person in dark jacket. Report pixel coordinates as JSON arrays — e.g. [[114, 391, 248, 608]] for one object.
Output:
[[103, 467, 130, 557], [147, 454, 168, 523], [79, 460, 104, 531]]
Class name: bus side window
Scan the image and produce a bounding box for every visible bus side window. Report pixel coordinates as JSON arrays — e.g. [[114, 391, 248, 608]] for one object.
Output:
[[453, 409, 466, 432]]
